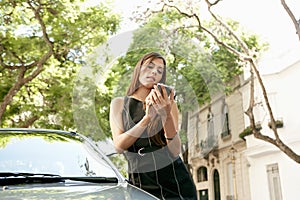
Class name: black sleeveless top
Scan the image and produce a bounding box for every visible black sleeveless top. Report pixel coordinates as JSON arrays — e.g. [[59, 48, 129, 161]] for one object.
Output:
[[123, 96, 165, 151], [122, 96, 197, 200]]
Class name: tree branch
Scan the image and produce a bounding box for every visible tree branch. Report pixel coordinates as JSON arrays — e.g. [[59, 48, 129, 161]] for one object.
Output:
[[20, 115, 39, 128], [281, 0, 300, 41], [0, 1, 54, 124], [163, 1, 252, 61], [157, 0, 300, 164]]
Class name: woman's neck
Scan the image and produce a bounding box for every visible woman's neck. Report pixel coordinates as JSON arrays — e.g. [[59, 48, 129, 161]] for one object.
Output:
[[131, 86, 151, 102]]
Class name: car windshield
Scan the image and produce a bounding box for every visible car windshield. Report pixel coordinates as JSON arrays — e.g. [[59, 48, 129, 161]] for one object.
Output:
[[0, 130, 119, 179]]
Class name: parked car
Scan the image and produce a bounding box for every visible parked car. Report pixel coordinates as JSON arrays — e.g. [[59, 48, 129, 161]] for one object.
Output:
[[0, 128, 158, 199]]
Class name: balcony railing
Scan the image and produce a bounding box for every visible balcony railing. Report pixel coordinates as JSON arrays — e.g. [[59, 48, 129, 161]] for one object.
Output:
[[197, 135, 218, 155]]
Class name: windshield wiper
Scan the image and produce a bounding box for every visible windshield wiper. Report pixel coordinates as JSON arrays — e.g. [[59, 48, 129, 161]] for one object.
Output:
[[0, 172, 118, 185], [61, 176, 118, 183], [0, 172, 62, 185]]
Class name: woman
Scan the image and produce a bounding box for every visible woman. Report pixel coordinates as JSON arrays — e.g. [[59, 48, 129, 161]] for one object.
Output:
[[110, 52, 197, 199]]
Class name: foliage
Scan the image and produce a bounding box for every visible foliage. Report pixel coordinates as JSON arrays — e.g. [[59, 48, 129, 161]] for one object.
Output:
[[268, 119, 284, 129], [107, 11, 235, 108], [0, 131, 81, 149], [109, 154, 128, 177], [102, 9, 263, 123], [239, 124, 262, 140], [0, 0, 120, 140]]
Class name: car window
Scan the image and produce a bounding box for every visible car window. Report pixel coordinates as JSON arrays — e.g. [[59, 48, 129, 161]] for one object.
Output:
[[0, 133, 118, 178]]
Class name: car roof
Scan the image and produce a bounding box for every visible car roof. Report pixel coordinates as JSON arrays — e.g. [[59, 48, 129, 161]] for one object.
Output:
[[0, 128, 76, 135]]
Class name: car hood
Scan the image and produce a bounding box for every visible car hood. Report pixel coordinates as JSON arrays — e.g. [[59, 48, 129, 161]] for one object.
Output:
[[1, 182, 158, 200]]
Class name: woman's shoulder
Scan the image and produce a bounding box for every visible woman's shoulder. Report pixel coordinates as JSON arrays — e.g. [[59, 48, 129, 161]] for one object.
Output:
[[111, 96, 125, 105], [110, 97, 126, 113]]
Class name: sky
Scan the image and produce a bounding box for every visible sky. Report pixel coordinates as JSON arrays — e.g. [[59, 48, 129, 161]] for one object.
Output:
[[214, 0, 300, 73], [111, 0, 300, 73]]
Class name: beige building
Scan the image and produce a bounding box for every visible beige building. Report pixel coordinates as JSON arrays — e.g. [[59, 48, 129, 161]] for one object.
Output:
[[187, 75, 252, 200], [187, 46, 300, 200]]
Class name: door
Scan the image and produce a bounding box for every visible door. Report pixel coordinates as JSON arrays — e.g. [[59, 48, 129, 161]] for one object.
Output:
[[214, 169, 221, 200]]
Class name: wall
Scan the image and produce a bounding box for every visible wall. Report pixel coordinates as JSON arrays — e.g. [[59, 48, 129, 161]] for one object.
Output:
[[244, 59, 300, 200]]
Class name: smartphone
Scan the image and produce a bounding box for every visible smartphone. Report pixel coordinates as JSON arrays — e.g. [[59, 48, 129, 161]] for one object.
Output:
[[157, 83, 176, 99]]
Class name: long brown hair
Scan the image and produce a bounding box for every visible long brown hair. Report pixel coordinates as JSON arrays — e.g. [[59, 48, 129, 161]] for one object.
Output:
[[126, 52, 167, 96], [126, 52, 167, 146]]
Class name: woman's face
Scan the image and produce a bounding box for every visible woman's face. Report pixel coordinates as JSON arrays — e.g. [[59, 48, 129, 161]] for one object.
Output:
[[139, 57, 164, 88]]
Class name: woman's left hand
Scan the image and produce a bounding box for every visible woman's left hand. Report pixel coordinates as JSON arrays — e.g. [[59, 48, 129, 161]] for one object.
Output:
[[149, 84, 175, 118]]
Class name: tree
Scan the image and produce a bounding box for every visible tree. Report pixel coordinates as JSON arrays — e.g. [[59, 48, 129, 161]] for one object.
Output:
[[0, 0, 120, 133], [102, 9, 261, 166], [136, 0, 300, 164]]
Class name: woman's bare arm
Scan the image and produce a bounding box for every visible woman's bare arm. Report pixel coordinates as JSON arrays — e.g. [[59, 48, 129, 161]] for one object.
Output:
[[109, 97, 151, 153], [163, 101, 181, 157]]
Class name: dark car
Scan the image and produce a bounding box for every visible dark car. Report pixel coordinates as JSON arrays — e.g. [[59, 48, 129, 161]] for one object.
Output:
[[0, 128, 158, 200]]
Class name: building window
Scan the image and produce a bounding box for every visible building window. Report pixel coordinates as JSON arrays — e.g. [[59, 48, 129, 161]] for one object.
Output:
[[197, 166, 208, 182], [221, 103, 231, 138], [207, 107, 215, 147], [207, 109, 214, 135], [267, 163, 283, 200], [196, 114, 201, 146]]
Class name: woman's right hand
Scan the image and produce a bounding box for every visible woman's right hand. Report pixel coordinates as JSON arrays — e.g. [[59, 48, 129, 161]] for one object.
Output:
[[145, 94, 158, 121]]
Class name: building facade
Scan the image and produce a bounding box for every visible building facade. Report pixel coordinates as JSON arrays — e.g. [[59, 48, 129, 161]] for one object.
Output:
[[187, 56, 300, 200], [188, 75, 251, 200]]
